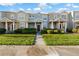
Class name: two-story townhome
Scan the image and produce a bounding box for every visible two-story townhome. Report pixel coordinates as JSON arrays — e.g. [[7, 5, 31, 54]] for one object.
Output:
[[27, 13, 48, 31], [48, 11, 69, 32], [0, 11, 74, 33], [0, 11, 49, 33]]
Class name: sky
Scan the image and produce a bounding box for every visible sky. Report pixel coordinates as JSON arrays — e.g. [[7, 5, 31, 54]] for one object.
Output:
[[0, 3, 79, 13]]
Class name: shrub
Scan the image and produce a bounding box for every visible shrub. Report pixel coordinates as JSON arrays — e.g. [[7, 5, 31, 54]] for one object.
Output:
[[52, 29, 60, 34], [66, 28, 72, 33], [14, 29, 22, 33], [47, 30, 53, 34], [0, 28, 6, 34], [54, 30, 58, 32], [14, 28, 36, 34], [41, 28, 50, 34], [72, 28, 77, 33], [41, 29, 47, 34], [60, 30, 65, 34], [77, 29, 79, 33], [22, 28, 36, 34]]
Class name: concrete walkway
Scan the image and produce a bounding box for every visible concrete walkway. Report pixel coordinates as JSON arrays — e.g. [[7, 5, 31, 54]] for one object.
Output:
[[35, 32, 46, 46], [33, 32, 59, 56]]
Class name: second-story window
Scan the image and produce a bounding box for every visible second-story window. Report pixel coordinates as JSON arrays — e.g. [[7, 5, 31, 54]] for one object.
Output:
[[61, 15, 66, 19], [44, 18, 47, 20], [75, 13, 79, 19], [11, 14, 15, 19], [54, 16, 57, 19], [29, 14, 31, 17]]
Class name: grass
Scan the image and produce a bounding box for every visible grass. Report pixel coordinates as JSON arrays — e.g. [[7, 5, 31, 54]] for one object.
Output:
[[43, 34, 79, 45], [0, 34, 35, 45]]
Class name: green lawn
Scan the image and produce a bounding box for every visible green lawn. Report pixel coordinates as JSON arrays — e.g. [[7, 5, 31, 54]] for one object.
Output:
[[43, 34, 79, 45], [0, 34, 35, 45]]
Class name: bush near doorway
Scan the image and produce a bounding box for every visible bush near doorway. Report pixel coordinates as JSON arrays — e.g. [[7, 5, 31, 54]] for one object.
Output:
[[41, 28, 49, 34], [0, 28, 6, 34], [14, 28, 36, 34], [72, 28, 77, 33]]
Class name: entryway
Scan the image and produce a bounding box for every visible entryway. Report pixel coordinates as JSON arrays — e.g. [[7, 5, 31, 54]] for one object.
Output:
[[37, 25, 40, 32]]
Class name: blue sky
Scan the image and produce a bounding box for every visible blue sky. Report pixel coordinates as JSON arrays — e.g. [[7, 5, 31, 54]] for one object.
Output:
[[0, 3, 79, 13]]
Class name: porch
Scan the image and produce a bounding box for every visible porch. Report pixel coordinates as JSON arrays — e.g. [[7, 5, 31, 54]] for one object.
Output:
[[48, 21, 67, 32], [28, 22, 43, 32], [0, 17, 19, 33]]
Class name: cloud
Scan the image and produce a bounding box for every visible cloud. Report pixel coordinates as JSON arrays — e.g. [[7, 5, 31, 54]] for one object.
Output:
[[18, 8, 25, 11], [49, 3, 59, 6], [40, 11, 48, 14], [38, 3, 48, 7], [65, 3, 72, 7], [37, 3, 52, 11], [26, 8, 32, 10], [0, 3, 16, 6], [65, 3, 79, 8], [56, 8, 69, 12], [72, 5, 79, 8], [73, 5, 79, 8], [38, 3, 48, 9], [48, 6, 52, 9], [33, 7, 41, 11]]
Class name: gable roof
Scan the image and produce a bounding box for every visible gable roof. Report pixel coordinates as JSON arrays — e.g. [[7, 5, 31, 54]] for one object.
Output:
[[0, 17, 13, 22]]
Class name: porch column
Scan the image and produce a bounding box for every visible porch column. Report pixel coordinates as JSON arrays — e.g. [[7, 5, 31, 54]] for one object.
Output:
[[58, 22, 60, 29], [41, 22, 43, 30], [51, 21, 54, 29], [13, 22, 15, 31], [65, 22, 67, 32], [5, 21, 8, 33], [35, 22, 37, 29], [25, 22, 28, 28]]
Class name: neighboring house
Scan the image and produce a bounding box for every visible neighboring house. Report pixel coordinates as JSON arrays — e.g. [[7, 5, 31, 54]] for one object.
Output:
[[0, 11, 76, 33], [72, 11, 79, 29], [48, 11, 70, 32]]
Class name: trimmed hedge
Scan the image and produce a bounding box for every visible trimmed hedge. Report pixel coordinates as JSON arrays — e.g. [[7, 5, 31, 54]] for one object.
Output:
[[41, 28, 65, 34], [14, 28, 36, 34], [0, 28, 6, 34], [52, 29, 60, 34], [66, 28, 73, 33], [41, 28, 50, 34]]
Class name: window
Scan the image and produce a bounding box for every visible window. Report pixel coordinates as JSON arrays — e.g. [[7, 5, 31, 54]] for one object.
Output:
[[28, 23, 35, 28], [29, 15, 31, 17], [54, 16, 57, 19], [75, 13, 79, 19], [19, 22, 25, 28], [75, 15, 79, 19], [43, 18, 47, 20], [61, 15, 66, 19], [19, 16, 24, 19], [74, 12, 79, 19], [10, 14, 15, 19], [29, 14, 35, 18]]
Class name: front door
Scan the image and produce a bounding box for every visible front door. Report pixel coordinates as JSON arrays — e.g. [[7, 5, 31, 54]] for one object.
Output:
[[37, 25, 40, 32]]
